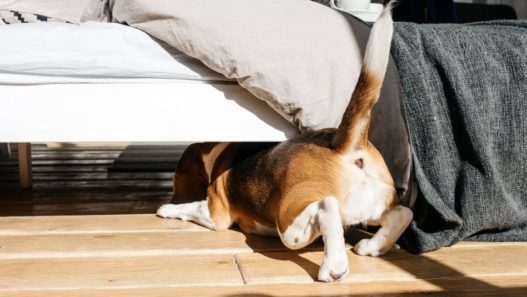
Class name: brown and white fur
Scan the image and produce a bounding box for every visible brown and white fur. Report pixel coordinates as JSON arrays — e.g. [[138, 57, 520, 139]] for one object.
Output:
[[157, 6, 413, 282]]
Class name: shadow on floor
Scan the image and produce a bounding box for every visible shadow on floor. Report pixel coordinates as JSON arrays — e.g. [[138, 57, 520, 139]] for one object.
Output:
[[241, 229, 527, 296]]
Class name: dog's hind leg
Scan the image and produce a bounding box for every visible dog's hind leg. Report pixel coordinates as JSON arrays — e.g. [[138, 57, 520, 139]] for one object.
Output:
[[157, 200, 215, 230], [353, 205, 413, 256], [278, 196, 349, 282]]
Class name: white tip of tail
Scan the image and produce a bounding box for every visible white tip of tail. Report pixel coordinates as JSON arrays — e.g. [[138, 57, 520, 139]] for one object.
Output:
[[363, 4, 394, 80]]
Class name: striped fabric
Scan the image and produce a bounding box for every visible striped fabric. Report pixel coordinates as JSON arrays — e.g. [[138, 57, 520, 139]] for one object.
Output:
[[311, 0, 331, 5], [0, 10, 68, 25]]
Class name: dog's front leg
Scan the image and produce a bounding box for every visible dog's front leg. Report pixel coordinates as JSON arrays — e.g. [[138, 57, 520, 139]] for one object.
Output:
[[279, 196, 349, 282], [316, 196, 349, 282], [353, 205, 413, 256], [157, 200, 215, 230]]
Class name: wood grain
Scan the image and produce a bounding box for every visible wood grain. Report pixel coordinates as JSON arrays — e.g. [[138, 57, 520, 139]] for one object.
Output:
[[0, 277, 525, 297], [0, 200, 168, 216], [0, 255, 243, 291], [0, 172, 173, 182], [234, 244, 527, 284], [0, 214, 208, 235], [0, 231, 293, 259]]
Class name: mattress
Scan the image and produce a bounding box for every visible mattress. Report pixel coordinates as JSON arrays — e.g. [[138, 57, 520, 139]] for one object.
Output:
[[0, 21, 297, 142], [0, 81, 298, 142]]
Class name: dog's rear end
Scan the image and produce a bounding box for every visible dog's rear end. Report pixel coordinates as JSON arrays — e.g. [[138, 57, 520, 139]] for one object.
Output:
[[272, 6, 412, 281]]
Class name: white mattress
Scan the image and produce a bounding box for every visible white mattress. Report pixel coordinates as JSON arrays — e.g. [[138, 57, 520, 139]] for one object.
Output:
[[0, 21, 231, 84], [0, 21, 298, 142]]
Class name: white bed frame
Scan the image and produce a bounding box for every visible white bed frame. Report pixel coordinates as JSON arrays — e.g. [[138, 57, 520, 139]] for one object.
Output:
[[0, 81, 298, 188]]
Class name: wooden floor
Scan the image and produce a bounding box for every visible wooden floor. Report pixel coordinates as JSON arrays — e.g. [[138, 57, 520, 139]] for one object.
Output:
[[0, 144, 526, 296], [0, 143, 177, 216]]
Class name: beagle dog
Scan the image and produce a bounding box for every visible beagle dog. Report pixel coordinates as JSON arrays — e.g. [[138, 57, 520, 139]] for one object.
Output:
[[157, 6, 413, 282]]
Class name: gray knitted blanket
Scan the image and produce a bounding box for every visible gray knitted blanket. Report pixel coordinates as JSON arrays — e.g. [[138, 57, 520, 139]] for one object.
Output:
[[391, 21, 527, 253]]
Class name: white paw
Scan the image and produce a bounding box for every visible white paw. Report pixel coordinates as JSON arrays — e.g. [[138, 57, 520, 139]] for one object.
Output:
[[353, 239, 389, 257], [317, 251, 349, 282], [156, 204, 183, 219]]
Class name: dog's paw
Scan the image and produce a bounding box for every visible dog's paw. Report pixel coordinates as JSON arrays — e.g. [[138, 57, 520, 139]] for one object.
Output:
[[156, 204, 182, 219], [317, 252, 349, 282], [353, 239, 389, 257]]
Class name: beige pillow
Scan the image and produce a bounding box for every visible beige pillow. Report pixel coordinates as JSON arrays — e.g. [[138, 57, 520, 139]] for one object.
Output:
[[0, 0, 110, 23], [110, 0, 369, 131]]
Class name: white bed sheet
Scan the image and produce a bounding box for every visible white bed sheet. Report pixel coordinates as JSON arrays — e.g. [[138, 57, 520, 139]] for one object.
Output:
[[0, 21, 231, 84]]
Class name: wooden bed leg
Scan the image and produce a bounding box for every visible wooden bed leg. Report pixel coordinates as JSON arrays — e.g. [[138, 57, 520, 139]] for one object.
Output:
[[18, 143, 33, 189]]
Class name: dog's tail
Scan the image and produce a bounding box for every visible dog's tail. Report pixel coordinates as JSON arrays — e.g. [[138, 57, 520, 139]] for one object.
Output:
[[332, 4, 394, 154]]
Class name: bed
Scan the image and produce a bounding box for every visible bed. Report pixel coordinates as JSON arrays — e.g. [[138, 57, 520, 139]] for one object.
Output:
[[4, 0, 523, 252], [0, 0, 410, 193]]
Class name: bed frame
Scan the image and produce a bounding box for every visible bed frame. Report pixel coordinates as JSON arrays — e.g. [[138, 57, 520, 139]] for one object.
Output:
[[1, 81, 298, 188]]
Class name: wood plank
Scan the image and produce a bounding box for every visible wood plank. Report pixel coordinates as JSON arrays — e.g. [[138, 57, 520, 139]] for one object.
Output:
[[234, 244, 527, 284], [0, 172, 172, 182], [423, 244, 527, 277], [30, 179, 173, 190], [0, 191, 172, 203], [30, 151, 121, 160], [0, 254, 243, 291], [0, 200, 167, 216], [0, 276, 525, 297], [34, 172, 172, 180], [0, 214, 207, 235], [0, 159, 114, 166], [0, 152, 121, 161], [0, 231, 293, 259], [0, 165, 109, 174]]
